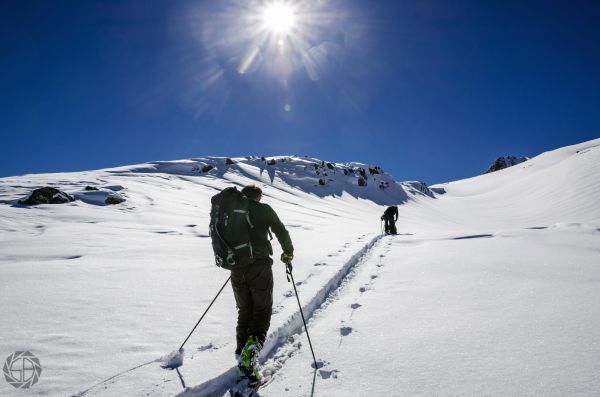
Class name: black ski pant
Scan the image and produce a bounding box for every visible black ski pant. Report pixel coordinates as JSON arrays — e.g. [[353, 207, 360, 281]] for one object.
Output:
[[231, 258, 274, 355], [383, 216, 397, 234]]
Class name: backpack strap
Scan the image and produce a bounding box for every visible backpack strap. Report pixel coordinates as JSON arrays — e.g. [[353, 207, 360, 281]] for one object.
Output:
[[234, 209, 254, 228]]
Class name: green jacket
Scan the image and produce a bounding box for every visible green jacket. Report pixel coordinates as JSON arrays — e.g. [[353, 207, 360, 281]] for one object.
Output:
[[247, 199, 293, 259]]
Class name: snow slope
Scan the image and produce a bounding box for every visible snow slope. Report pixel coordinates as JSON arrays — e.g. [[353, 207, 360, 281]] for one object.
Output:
[[0, 156, 414, 397], [0, 140, 599, 397]]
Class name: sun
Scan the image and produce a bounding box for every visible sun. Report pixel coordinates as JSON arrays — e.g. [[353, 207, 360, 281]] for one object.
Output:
[[261, 2, 297, 34]]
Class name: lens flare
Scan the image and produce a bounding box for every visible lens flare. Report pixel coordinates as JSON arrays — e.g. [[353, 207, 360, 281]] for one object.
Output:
[[261, 2, 296, 34], [172, 0, 371, 117]]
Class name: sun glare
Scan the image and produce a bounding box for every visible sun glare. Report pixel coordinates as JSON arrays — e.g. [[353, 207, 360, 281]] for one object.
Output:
[[261, 2, 296, 34]]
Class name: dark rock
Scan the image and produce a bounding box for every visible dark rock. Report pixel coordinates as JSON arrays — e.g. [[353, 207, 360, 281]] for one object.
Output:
[[20, 187, 74, 205], [260, 156, 266, 162], [267, 159, 276, 165], [105, 195, 126, 205], [358, 177, 367, 187], [201, 165, 214, 173], [85, 186, 99, 191], [485, 156, 528, 173], [369, 166, 382, 174], [318, 178, 326, 186], [225, 158, 235, 165], [405, 181, 435, 198], [358, 168, 367, 179], [326, 162, 335, 170]]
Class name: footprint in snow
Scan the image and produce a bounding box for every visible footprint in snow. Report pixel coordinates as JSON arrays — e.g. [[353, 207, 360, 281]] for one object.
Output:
[[283, 291, 294, 298], [350, 303, 362, 310], [319, 369, 340, 379], [272, 304, 284, 314], [197, 343, 217, 352], [312, 359, 329, 370], [340, 326, 353, 336]]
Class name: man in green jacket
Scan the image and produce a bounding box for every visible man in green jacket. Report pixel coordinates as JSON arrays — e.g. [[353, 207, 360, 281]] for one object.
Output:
[[233, 184, 294, 382]]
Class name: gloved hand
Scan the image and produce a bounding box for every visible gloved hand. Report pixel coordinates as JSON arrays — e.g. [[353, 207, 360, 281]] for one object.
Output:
[[280, 252, 294, 263]]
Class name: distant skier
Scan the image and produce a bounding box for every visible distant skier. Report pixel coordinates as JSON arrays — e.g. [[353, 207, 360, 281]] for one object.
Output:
[[381, 206, 398, 235], [232, 184, 294, 385]]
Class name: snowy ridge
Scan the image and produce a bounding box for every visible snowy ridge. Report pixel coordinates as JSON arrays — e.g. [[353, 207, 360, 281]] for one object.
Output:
[[100, 155, 412, 206], [178, 234, 383, 397]]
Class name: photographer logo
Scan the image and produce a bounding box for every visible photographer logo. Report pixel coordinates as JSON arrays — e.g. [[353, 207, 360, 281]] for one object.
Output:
[[3, 351, 42, 389]]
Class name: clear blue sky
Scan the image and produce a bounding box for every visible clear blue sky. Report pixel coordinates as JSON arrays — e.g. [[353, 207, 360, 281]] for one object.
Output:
[[1, 0, 599, 183]]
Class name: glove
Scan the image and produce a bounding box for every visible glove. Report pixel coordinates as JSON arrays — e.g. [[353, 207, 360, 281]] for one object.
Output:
[[280, 252, 294, 263]]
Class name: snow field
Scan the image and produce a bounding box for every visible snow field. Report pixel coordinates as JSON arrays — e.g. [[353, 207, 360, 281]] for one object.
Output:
[[1, 139, 599, 396], [260, 226, 600, 396]]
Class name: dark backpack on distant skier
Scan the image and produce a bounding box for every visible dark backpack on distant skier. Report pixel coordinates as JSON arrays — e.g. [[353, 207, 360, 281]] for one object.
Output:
[[209, 187, 255, 270]]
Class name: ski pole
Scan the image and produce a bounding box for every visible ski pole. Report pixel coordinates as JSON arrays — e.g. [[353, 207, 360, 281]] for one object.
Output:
[[178, 275, 231, 351], [285, 262, 318, 369]]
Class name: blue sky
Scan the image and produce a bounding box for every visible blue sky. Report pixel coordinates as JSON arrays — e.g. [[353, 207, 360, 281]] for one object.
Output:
[[1, 0, 599, 183]]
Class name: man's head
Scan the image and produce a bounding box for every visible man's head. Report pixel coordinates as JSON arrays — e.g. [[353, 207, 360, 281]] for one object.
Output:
[[242, 184, 262, 202]]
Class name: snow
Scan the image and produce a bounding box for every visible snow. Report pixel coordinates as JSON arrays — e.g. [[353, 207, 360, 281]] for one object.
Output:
[[158, 349, 185, 370], [0, 140, 599, 396]]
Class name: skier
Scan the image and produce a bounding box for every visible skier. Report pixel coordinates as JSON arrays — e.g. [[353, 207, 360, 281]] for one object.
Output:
[[232, 184, 294, 386], [381, 205, 398, 235]]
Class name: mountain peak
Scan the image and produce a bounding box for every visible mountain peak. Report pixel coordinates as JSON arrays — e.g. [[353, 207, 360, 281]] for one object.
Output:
[[484, 156, 529, 174]]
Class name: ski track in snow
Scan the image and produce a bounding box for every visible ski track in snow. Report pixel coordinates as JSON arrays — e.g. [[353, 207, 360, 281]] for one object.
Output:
[[177, 235, 385, 397], [67, 234, 385, 397], [255, 236, 394, 395]]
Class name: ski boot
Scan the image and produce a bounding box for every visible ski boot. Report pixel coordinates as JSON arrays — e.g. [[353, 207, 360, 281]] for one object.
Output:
[[238, 335, 262, 387]]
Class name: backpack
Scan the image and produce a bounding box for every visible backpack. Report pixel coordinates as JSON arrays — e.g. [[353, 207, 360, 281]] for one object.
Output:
[[209, 187, 255, 269]]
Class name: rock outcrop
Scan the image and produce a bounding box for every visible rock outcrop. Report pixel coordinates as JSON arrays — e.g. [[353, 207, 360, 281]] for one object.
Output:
[[485, 156, 528, 173], [20, 187, 74, 205]]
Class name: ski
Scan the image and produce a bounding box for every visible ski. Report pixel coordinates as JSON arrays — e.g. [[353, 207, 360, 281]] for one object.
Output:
[[228, 378, 263, 397]]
